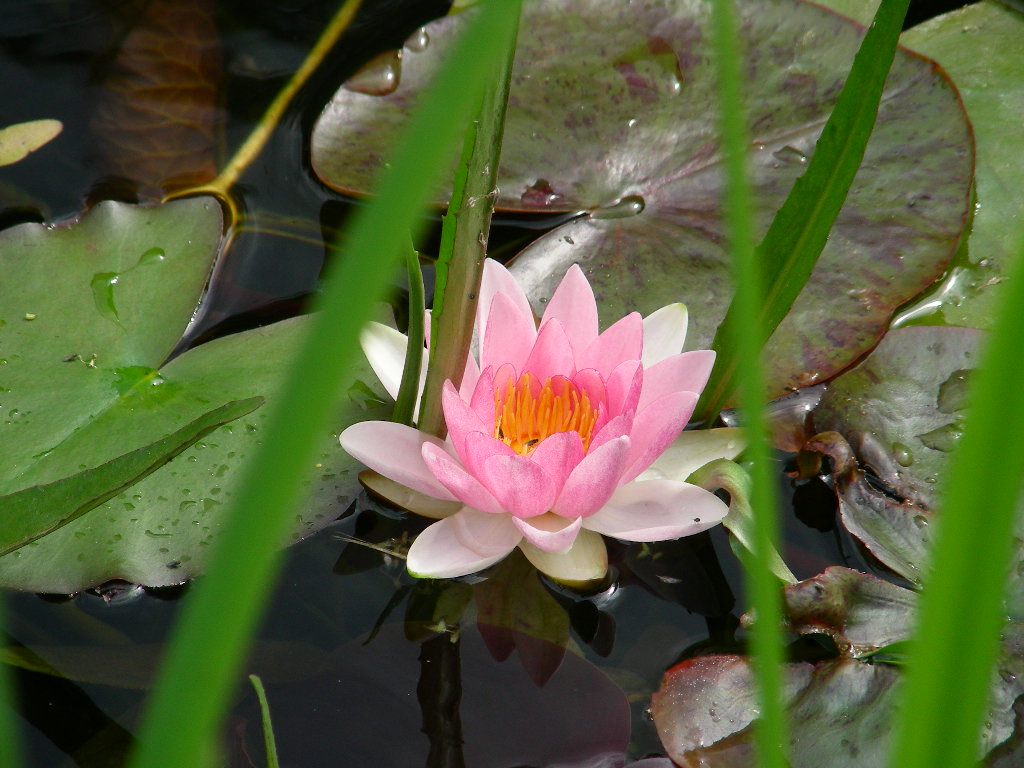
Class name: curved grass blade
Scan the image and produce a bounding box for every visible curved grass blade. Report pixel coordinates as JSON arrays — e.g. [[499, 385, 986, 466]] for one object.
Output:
[[0, 397, 263, 557], [698, 0, 913, 423], [125, 3, 524, 767]]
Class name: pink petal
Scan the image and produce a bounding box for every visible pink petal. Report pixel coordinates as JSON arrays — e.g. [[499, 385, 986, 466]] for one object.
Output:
[[528, 430, 585, 495], [360, 470, 462, 519], [583, 480, 729, 541], [539, 264, 598, 354], [442, 380, 493, 463], [637, 350, 717, 411], [482, 453, 557, 518], [589, 411, 634, 453], [458, 349, 481, 400], [477, 259, 534, 359], [482, 290, 538, 374], [422, 441, 505, 514], [513, 513, 584, 553], [518, 528, 608, 583], [406, 510, 521, 578], [580, 312, 642, 376], [461, 429, 515, 478], [605, 360, 642, 416], [521, 319, 576, 383], [553, 435, 631, 518], [340, 421, 457, 502], [620, 391, 699, 484], [642, 303, 688, 367]]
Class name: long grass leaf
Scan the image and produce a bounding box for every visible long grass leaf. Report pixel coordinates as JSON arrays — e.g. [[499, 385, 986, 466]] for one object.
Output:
[[708, 1, 785, 766], [126, 3, 523, 766], [889, 225, 1024, 766], [698, 0, 912, 422]]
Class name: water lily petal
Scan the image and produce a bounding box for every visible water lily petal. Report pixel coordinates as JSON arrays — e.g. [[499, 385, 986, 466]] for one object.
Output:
[[482, 290, 538, 374], [605, 359, 643, 416], [458, 348, 481, 400], [461, 429, 515, 478], [442, 380, 493, 463], [637, 350, 716, 411], [360, 322, 416, 401], [638, 427, 747, 483], [513, 513, 583, 553], [406, 509, 522, 578], [642, 303, 688, 367], [590, 411, 634, 452], [521, 318, 576, 383], [584, 480, 729, 541], [529, 430, 585, 494], [581, 311, 642, 376], [539, 263, 598, 354], [341, 421, 456, 502], [620, 390, 698, 484], [482, 453, 557, 518], [360, 470, 462, 519], [422, 441, 505, 514], [519, 527, 608, 583], [477, 259, 534, 360], [554, 435, 630, 518]]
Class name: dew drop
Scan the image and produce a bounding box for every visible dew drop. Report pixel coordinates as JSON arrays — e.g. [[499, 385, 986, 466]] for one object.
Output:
[[892, 442, 914, 467], [591, 195, 645, 219], [406, 26, 429, 52], [344, 49, 402, 95]]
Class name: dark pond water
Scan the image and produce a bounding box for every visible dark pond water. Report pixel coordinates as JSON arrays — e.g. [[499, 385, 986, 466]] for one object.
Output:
[[0, 0, 967, 765]]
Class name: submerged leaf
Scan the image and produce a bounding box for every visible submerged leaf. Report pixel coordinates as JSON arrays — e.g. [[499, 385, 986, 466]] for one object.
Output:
[[0, 119, 62, 167]]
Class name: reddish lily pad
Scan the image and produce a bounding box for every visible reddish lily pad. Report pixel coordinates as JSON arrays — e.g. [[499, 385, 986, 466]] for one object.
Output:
[[808, 326, 982, 584], [312, 0, 972, 400]]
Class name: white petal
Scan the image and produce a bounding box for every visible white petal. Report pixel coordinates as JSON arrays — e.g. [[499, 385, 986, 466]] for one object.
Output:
[[583, 480, 729, 541], [406, 509, 521, 578], [340, 421, 457, 502], [512, 513, 583, 553], [637, 427, 746, 482], [519, 528, 609, 584], [359, 470, 461, 519], [642, 303, 688, 367], [360, 322, 410, 400]]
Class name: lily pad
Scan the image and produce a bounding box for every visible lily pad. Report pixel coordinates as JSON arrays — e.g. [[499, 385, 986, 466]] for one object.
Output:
[[312, 0, 972, 400], [809, 326, 982, 583], [0, 199, 389, 592], [895, 2, 1024, 329], [651, 567, 1024, 765]]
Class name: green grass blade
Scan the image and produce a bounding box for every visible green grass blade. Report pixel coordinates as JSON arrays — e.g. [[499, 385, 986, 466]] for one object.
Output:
[[126, 3, 524, 767], [248, 675, 280, 768], [697, 0, 912, 422], [708, 1, 785, 766], [889, 225, 1024, 767], [0, 598, 23, 768]]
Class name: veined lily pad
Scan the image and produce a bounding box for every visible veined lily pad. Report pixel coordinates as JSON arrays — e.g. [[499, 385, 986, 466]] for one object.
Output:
[[0, 199, 389, 592], [312, 0, 972, 400]]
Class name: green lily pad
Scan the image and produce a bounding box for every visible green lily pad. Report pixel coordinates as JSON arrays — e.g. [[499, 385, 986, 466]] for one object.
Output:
[[312, 0, 972, 400], [895, 2, 1024, 329], [0, 199, 389, 592], [808, 326, 982, 584], [0, 397, 262, 556]]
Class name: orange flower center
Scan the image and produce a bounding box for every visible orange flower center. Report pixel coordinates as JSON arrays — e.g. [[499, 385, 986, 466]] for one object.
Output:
[[493, 372, 599, 455]]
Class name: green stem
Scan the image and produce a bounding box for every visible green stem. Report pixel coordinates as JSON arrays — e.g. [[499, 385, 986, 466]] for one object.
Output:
[[393, 245, 426, 426], [417, 7, 520, 438]]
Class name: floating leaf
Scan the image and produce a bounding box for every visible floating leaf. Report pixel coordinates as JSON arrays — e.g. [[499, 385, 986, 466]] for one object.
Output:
[[0, 199, 389, 592], [0, 119, 62, 167], [895, 2, 1024, 328], [90, 0, 221, 198], [0, 397, 261, 556], [808, 326, 982, 583], [312, 0, 972, 400]]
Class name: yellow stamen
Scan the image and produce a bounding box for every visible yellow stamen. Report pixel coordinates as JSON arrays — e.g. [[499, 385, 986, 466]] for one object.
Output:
[[494, 372, 599, 455]]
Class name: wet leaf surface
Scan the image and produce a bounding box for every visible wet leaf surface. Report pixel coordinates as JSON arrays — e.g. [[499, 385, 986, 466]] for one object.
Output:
[[809, 326, 982, 583], [0, 199, 389, 592], [313, 0, 972, 401], [895, 2, 1024, 329]]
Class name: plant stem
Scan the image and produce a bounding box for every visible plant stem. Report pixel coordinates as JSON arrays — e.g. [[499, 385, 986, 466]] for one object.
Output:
[[416, 8, 520, 438]]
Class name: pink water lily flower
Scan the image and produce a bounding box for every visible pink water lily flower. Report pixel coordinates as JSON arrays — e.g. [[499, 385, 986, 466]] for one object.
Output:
[[341, 260, 735, 582]]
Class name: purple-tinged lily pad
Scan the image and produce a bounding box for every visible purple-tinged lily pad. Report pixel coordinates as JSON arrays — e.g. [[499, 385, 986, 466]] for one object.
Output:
[[808, 326, 982, 584], [312, 0, 973, 400]]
